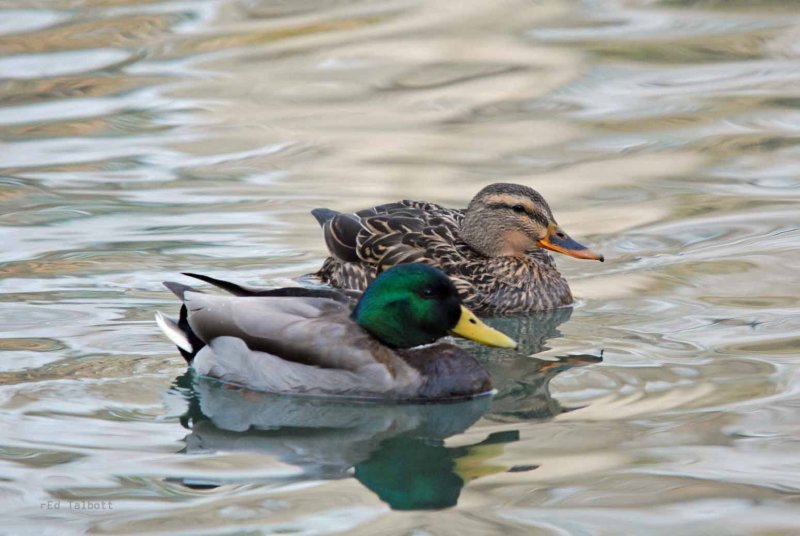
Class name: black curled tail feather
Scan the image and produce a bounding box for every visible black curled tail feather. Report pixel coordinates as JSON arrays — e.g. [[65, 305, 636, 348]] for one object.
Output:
[[177, 304, 204, 363], [183, 271, 356, 303], [182, 272, 252, 296], [159, 281, 205, 363]]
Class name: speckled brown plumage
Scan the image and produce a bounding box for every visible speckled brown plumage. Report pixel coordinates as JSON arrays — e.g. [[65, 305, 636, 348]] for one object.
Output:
[[311, 184, 593, 315]]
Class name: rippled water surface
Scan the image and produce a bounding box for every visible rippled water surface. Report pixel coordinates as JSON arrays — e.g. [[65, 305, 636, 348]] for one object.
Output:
[[2, 0, 800, 533]]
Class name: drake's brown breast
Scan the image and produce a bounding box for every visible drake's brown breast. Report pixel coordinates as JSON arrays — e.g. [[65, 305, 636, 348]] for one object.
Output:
[[398, 344, 492, 400]]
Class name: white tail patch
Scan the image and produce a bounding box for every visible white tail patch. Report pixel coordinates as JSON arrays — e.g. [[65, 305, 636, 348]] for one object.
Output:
[[155, 311, 193, 353]]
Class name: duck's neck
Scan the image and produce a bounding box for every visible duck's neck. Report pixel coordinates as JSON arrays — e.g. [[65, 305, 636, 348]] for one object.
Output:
[[353, 297, 438, 349], [459, 212, 495, 257], [525, 247, 557, 265]]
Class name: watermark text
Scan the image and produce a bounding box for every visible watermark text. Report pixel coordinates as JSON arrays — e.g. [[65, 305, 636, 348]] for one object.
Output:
[[41, 500, 114, 511]]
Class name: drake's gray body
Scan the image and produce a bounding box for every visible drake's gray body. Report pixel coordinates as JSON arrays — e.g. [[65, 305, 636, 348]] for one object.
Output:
[[157, 276, 493, 401]]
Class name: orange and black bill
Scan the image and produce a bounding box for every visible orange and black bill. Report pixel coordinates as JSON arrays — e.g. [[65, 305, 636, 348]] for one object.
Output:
[[538, 223, 604, 262]]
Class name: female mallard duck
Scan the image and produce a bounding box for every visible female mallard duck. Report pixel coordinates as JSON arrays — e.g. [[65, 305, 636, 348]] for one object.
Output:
[[155, 264, 517, 401], [311, 183, 604, 314]]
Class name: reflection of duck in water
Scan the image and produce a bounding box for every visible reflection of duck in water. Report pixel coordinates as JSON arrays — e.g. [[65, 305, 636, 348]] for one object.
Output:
[[487, 352, 603, 421], [169, 348, 600, 510], [449, 307, 602, 419], [311, 183, 604, 314], [354, 430, 521, 510], [156, 264, 515, 401], [174, 374, 519, 510], [476, 306, 573, 356]]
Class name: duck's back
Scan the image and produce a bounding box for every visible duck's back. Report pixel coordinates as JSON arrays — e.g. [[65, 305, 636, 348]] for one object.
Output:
[[313, 200, 469, 286], [312, 201, 573, 314]]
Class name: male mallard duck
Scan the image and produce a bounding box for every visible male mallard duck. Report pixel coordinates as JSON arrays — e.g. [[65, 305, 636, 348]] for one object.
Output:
[[155, 264, 517, 401], [311, 183, 604, 314]]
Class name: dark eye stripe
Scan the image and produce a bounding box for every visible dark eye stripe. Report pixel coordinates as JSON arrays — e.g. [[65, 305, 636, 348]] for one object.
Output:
[[486, 202, 550, 227], [487, 202, 529, 213]]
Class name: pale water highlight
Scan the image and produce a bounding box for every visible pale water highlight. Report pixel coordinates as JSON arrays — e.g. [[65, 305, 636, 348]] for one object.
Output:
[[1, 0, 799, 533]]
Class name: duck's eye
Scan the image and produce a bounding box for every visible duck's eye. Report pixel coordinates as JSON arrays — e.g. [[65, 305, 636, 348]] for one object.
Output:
[[512, 205, 527, 214], [421, 287, 435, 298]]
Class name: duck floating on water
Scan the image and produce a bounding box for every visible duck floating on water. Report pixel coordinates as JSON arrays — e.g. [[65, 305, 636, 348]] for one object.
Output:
[[156, 264, 516, 401], [311, 183, 604, 315]]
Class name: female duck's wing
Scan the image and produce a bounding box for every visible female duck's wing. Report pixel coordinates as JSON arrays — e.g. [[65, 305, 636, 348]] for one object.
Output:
[[313, 200, 467, 272]]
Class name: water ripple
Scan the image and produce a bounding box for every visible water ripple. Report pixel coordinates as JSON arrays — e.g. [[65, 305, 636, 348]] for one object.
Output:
[[2, 0, 800, 531]]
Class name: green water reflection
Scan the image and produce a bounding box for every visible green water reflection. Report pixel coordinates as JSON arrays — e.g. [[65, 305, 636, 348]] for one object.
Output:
[[172, 335, 598, 510]]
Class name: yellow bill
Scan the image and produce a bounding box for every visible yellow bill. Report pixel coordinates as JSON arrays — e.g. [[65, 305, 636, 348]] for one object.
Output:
[[451, 305, 518, 349]]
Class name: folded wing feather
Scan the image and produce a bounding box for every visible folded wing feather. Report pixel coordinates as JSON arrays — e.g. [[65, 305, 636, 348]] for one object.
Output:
[[182, 291, 394, 373]]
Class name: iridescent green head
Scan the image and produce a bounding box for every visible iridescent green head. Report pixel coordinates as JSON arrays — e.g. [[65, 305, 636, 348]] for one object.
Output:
[[351, 264, 517, 350]]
